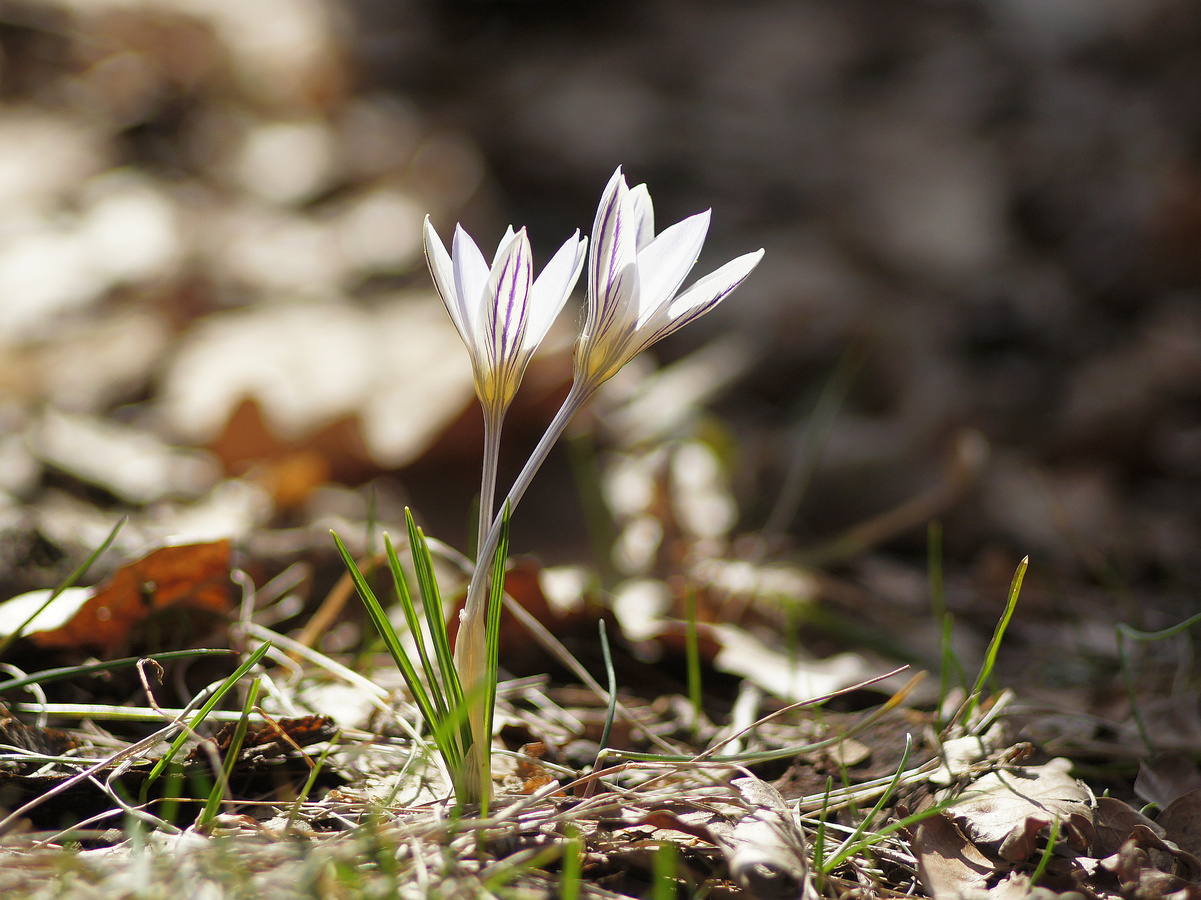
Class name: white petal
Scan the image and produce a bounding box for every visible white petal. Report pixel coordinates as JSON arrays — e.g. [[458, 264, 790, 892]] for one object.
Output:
[[485, 228, 533, 367], [492, 225, 517, 267], [451, 224, 490, 338], [526, 231, 586, 349], [424, 217, 471, 343], [637, 248, 764, 351], [586, 168, 640, 343], [628, 184, 655, 250], [634, 210, 710, 324]]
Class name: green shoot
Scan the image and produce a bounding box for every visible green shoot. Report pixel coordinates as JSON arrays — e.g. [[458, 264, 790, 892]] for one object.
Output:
[[1030, 814, 1061, 886], [684, 588, 703, 738], [287, 730, 342, 831], [0, 649, 233, 695], [333, 505, 511, 806], [560, 826, 583, 900], [597, 620, 618, 757], [928, 520, 955, 719], [140, 641, 272, 802], [481, 502, 511, 803], [0, 516, 125, 660], [332, 529, 465, 782], [958, 556, 1026, 727], [811, 776, 834, 878], [198, 676, 261, 828], [1116, 610, 1201, 753], [651, 840, 677, 900], [821, 733, 912, 873]]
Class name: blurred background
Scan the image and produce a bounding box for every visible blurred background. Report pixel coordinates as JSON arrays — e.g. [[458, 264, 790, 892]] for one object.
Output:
[[0, 0, 1198, 699]]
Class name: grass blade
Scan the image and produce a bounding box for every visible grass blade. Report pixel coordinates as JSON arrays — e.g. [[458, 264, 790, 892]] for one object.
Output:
[[405, 510, 462, 709], [0, 649, 233, 695], [960, 556, 1026, 725], [384, 532, 450, 721], [0, 516, 125, 660], [140, 641, 273, 799], [198, 676, 261, 828], [483, 504, 510, 749], [331, 531, 452, 766]]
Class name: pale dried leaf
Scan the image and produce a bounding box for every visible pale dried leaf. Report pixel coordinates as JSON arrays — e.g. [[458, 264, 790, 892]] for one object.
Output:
[[949, 758, 1094, 861], [706, 777, 818, 900]]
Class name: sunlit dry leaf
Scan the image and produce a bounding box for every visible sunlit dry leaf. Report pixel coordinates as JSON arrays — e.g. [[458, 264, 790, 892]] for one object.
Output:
[[13, 539, 232, 657], [160, 298, 476, 469], [948, 757, 1094, 861], [711, 622, 900, 704], [706, 777, 818, 900], [930, 721, 1012, 785], [32, 409, 219, 503]]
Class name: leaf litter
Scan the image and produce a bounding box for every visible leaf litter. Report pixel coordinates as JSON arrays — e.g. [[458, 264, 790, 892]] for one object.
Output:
[[0, 0, 1199, 898]]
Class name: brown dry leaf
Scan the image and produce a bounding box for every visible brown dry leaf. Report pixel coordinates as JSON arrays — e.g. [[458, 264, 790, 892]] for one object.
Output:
[[0, 714, 80, 763], [28, 539, 232, 657], [1094, 795, 1164, 857], [186, 715, 335, 763], [1100, 824, 1201, 898], [1158, 791, 1201, 861], [908, 811, 999, 900], [948, 757, 1094, 862], [1137, 752, 1201, 809]]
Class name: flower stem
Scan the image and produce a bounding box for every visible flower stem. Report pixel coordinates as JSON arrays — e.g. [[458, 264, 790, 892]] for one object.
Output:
[[478, 411, 503, 560], [455, 379, 592, 652], [450, 378, 595, 801]]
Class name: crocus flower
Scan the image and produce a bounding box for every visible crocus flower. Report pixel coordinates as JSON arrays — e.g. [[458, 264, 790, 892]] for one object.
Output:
[[574, 167, 764, 394], [424, 218, 587, 420]]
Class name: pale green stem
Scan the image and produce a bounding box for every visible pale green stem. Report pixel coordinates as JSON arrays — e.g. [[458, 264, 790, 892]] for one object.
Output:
[[478, 410, 503, 560], [451, 378, 595, 802], [451, 377, 595, 685], [459, 379, 593, 627]]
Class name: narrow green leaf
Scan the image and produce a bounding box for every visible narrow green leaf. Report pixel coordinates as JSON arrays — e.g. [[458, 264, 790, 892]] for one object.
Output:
[[199, 676, 261, 827], [483, 504, 510, 748], [141, 641, 273, 798], [383, 533, 449, 721], [331, 532, 454, 766], [0, 649, 233, 695], [405, 510, 462, 708], [0, 516, 126, 660], [822, 733, 913, 871], [962, 556, 1026, 724]]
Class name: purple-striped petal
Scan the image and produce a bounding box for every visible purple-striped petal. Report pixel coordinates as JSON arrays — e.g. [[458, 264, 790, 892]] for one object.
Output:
[[628, 184, 655, 250], [484, 228, 533, 377], [634, 210, 710, 325], [527, 231, 586, 347], [637, 249, 764, 351], [586, 168, 640, 342]]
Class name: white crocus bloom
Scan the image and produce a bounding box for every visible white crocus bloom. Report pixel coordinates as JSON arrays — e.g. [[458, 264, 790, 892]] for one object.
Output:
[[424, 218, 586, 420], [425, 217, 586, 558], [575, 167, 764, 393]]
